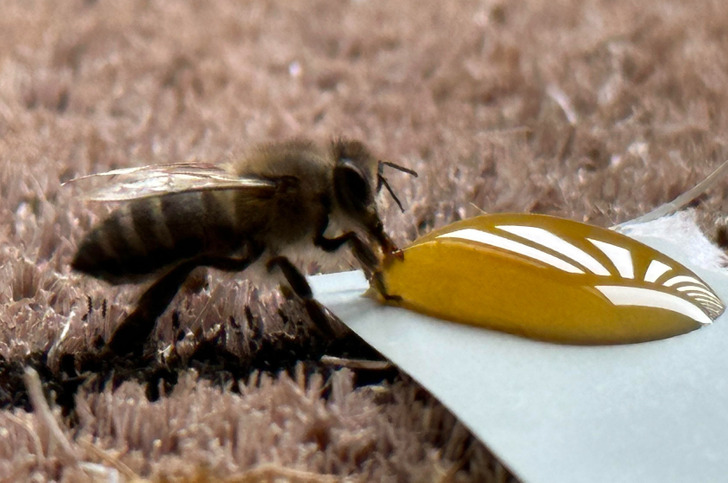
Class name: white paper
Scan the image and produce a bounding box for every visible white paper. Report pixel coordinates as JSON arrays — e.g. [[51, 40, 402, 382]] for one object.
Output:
[[310, 216, 728, 483]]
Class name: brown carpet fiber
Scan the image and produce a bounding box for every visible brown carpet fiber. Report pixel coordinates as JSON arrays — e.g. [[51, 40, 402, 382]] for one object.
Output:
[[2, 0, 728, 481]]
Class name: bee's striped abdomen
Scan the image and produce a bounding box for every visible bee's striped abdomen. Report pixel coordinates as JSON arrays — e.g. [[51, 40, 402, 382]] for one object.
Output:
[[72, 191, 242, 284]]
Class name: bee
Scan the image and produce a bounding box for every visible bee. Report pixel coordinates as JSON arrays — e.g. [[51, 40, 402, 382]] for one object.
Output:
[[68, 139, 417, 354]]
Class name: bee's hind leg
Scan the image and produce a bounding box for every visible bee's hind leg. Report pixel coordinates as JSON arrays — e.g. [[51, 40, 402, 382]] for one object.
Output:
[[106, 249, 263, 356], [266, 256, 336, 338], [106, 260, 200, 355]]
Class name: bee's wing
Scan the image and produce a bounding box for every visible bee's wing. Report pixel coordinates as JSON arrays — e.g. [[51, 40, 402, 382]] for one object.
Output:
[[64, 163, 277, 201]]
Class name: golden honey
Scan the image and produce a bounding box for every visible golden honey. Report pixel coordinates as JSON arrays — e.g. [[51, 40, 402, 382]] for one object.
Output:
[[377, 214, 724, 344]]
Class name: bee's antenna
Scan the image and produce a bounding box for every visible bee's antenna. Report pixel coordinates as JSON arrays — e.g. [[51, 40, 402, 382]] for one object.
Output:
[[379, 160, 418, 178], [377, 160, 418, 213]]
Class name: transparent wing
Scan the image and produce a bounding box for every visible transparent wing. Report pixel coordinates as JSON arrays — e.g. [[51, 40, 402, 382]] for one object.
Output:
[[64, 163, 276, 201]]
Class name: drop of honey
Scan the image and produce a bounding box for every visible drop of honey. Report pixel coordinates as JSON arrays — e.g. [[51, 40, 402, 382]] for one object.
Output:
[[376, 214, 724, 344]]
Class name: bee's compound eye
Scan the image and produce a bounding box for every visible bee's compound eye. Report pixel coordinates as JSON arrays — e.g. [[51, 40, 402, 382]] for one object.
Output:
[[334, 160, 373, 214], [379, 213, 725, 345]]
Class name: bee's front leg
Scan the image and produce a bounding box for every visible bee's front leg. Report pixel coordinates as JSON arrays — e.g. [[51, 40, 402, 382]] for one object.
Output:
[[347, 236, 402, 303], [313, 213, 401, 301], [314, 232, 400, 302]]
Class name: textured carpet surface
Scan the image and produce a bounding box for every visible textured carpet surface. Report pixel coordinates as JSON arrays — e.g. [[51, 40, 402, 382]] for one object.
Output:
[[1, 0, 728, 481]]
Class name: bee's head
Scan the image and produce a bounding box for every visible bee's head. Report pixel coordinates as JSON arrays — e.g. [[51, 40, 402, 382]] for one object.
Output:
[[331, 139, 417, 258]]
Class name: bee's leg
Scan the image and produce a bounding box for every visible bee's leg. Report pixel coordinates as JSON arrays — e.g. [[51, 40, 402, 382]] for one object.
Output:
[[107, 248, 263, 355], [347, 237, 402, 302], [106, 259, 200, 355], [313, 220, 377, 269], [314, 230, 401, 302], [266, 256, 336, 337]]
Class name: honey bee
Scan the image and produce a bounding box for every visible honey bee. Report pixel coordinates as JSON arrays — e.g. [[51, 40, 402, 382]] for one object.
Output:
[[68, 139, 416, 354]]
